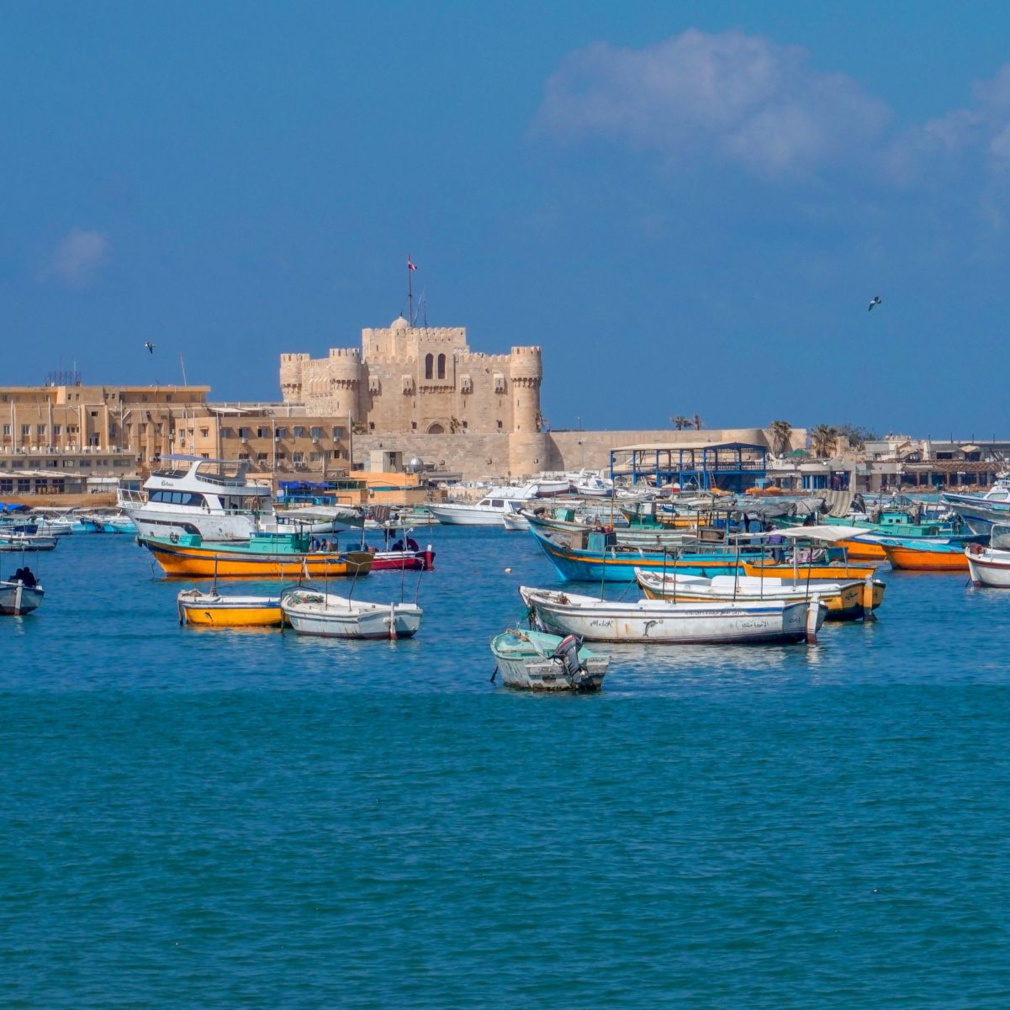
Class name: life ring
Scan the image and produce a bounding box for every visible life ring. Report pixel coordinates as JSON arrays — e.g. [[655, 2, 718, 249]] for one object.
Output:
[[169, 532, 180, 544]]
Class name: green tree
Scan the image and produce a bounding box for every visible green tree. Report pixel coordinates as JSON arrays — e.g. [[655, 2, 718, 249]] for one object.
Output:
[[670, 415, 691, 430], [769, 420, 793, 456], [810, 424, 839, 458], [836, 423, 876, 450]]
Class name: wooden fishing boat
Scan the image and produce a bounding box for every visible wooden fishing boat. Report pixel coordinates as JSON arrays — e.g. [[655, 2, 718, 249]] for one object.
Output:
[[519, 586, 826, 645], [964, 524, 1010, 587], [524, 509, 698, 552], [0, 532, 58, 552], [740, 558, 878, 579], [176, 588, 285, 627], [739, 525, 881, 580], [280, 588, 422, 639], [528, 522, 748, 583], [0, 570, 44, 615], [879, 536, 977, 572], [489, 628, 609, 691], [137, 531, 374, 579], [634, 569, 883, 621]]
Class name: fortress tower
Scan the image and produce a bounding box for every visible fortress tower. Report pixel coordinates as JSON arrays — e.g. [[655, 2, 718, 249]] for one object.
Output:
[[507, 345, 547, 475]]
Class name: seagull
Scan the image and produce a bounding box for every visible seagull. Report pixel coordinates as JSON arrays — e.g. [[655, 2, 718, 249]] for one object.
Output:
[[868, 296, 882, 311], [144, 341, 156, 354]]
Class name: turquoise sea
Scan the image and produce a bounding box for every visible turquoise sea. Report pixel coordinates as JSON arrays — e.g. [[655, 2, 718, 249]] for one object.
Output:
[[4, 527, 1010, 1008]]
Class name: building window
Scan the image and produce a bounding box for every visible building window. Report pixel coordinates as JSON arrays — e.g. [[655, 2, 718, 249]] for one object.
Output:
[[311, 427, 322, 439], [293, 426, 305, 437], [221, 427, 234, 438], [21, 425, 30, 437], [200, 428, 209, 437], [37, 424, 46, 437], [437, 353, 446, 379], [425, 353, 433, 380], [257, 427, 269, 438], [275, 427, 287, 439], [2, 424, 9, 436]]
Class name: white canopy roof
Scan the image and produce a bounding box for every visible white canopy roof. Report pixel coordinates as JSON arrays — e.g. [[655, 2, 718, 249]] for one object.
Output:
[[746, 524, 870, 543]]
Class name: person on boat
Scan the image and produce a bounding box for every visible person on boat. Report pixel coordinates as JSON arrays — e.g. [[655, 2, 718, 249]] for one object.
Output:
[[310, 536, 322, 552], [20, 567, 36, 587], [405, 536, 419, 552], [390, 538, 404, 552]]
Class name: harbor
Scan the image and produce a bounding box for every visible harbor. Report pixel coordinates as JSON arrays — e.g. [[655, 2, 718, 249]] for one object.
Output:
[[4, 518, 1009, 1006]]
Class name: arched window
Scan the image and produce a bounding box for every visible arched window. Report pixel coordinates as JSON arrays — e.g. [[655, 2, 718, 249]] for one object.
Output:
[[427, 423, 444, 434], [437, 353, 446, 380], [424, 354, 433, 380]]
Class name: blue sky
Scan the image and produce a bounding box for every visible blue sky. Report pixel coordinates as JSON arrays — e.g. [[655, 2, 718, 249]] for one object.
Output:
[[4, 1, 1010, 440]]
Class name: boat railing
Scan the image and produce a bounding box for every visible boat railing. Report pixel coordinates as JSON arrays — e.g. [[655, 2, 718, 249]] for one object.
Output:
[[118, 488, 147, 506]]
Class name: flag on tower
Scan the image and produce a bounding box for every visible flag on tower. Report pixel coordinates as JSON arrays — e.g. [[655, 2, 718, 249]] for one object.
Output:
[[407, 257, 417, 271]]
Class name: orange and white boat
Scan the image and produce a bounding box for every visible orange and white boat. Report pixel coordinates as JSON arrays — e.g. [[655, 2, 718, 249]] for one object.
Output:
[[138, 531, 373, 579], [177, 589, 285, 627]]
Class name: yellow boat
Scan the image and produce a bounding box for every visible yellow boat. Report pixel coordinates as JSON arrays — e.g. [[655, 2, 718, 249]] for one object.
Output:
[[740, 559, 879, 580], [635, 570, 883, 621], [177, 589, 285, 627], [139, 531, 374, 579]]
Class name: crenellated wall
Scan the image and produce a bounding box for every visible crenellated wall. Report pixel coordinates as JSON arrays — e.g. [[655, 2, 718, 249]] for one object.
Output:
[[280, 317, 545, 467]]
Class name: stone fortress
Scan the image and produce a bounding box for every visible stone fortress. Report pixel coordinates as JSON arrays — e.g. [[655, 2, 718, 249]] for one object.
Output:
[[279, 316, 551, 478]]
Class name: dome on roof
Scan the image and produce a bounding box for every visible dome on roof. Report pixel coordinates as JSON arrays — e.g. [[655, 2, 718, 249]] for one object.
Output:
[[390, 315, 409, 330]]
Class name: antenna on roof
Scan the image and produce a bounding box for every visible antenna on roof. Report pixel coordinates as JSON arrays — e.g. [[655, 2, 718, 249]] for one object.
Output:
[[180, 353, 188, 385]]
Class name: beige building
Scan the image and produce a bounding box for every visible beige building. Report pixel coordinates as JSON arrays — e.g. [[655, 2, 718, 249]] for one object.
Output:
[[0, 383, 212, 494], [279, 317, 547, 477]]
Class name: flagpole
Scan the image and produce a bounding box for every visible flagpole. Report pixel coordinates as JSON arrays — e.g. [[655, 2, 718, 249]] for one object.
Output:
[[407, 255, 414, 325]]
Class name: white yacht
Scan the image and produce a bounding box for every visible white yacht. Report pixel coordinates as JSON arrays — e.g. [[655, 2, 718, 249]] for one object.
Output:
[[119, 455, 361, 542], [426, 484, 541, 526], [118, 456, 277, 541]]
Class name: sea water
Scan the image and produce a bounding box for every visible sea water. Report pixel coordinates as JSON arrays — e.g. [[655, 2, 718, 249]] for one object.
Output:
[[3, 528, 1010, 1008]]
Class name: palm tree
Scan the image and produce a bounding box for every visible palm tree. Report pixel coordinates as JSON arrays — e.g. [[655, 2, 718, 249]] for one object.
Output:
[[810, 424, 838, 458], [769, 420, 793, 456], [670, 416, 691, 430], [692, 414, 702, 430]]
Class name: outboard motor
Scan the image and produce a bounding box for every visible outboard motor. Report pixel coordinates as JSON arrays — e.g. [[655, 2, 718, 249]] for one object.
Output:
[[552, 634, 586, 685]]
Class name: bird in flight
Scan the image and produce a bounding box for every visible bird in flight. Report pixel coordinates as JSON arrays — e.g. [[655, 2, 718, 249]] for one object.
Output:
[[144, 341, 156, 354], [868, 296, 882, 311]]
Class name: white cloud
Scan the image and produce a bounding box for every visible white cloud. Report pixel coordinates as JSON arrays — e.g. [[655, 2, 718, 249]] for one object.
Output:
[[886, 66, 1010, 185], [532, 30, 890, 179], [48, 228, 110, 288]]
